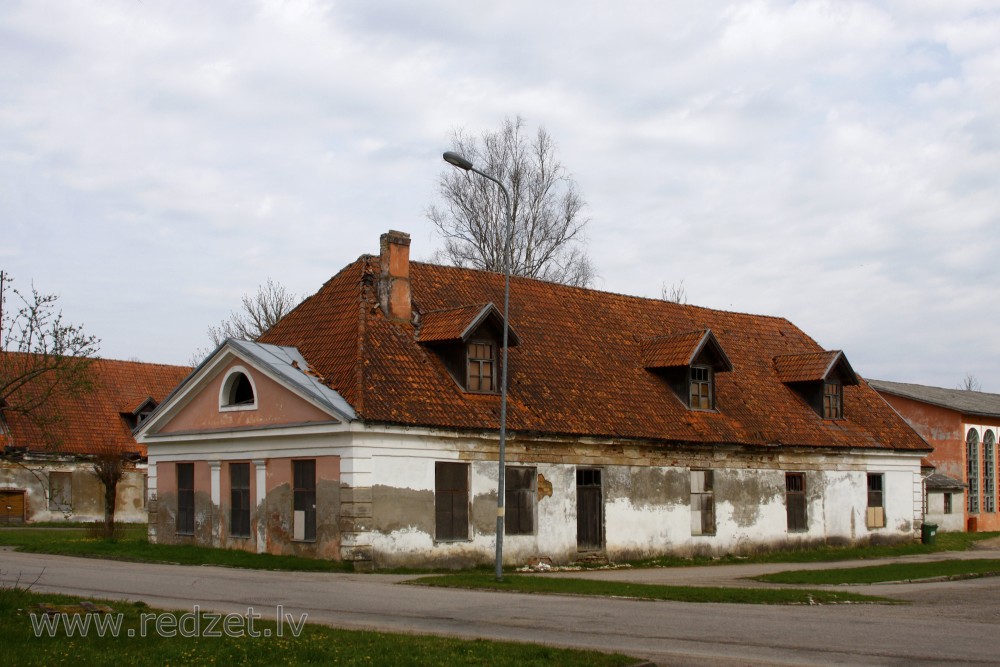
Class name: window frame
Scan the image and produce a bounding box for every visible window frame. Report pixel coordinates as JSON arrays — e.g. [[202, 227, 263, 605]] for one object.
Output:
[[785, 472, 807, 532], [822, 379, 843, 420], [690, 469, 716, 536], [465, 340, 497, 393], [984, 431, 996, 514], [48, 471, 72, 512], [176, 463, 195, 535], [504, 466, 536, 536], [219, 366, 258, 412], [689, 365, 714, 410], [435, 461, 470, 541], [292, 459, 317, 542], [229, 462, 251, 539], [866, 473, 885, 529], [967, 429, 981, 514]]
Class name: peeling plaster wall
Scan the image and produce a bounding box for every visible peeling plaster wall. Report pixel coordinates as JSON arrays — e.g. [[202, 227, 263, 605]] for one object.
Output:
[[146, 424, 923, 568], [0, 460, 148, 523]]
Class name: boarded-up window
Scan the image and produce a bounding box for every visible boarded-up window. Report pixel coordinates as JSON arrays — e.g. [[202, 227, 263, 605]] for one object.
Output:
[[49, 472, 72, 512], [293, 460, 316, 541], [176, 463, 195, 535], [866, 473, 885, 529], [505, 467, 535, 535], [230, 462, 251, 538], [690, 469, 715, 535], [435, 462, 469, 541], [786, 473, 807, 532]]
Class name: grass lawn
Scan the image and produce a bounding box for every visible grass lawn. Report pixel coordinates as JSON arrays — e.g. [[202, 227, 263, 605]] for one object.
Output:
[[631, 531, 1000, 569], [0, 526, 355, 573], [753, 558, 1000, 585], [3, 524, 998, 577], [0, 588, 634, 667], [409, 573, 895, 605]]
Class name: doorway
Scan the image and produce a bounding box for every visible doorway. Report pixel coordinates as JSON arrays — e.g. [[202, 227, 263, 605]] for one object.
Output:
[[576, 468, 603, 551]]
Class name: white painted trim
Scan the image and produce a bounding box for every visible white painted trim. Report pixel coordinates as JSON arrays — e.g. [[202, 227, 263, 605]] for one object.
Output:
[[219, 365, 258, 412], [254, 459, 267, 554]]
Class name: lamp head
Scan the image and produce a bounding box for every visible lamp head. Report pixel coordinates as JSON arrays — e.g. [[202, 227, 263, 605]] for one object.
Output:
[[443, 151, 473, 171]]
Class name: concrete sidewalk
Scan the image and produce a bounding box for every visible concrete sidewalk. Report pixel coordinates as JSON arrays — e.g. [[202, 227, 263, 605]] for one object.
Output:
[[541, 539, 1000, 588]]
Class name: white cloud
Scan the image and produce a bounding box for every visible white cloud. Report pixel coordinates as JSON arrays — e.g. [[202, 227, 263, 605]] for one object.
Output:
[[1, 0, 999, 391]]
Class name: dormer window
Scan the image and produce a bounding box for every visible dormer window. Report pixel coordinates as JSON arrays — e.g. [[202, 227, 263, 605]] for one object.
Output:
[[690, 366, 713, 410], [418, 303, 520, 395], [774, 351, 858, 420], [823, 380, 843, 419], [220, 367, 257, 411], [467, 341, 496, 393], [643, 330, 733, 411]]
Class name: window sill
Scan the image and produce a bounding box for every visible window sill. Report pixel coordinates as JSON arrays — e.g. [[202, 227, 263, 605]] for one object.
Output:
[[219, 404, 258, 413]]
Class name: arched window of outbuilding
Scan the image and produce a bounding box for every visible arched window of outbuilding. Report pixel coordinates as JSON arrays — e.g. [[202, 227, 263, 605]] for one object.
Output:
[[220, 367, 257, 410], [968, 429, 981, 514]]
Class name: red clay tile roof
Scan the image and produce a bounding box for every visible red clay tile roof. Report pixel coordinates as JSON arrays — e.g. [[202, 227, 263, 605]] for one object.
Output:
[[1, 355, 191, 456], [261, 255, 928, 452], [642, 330, 732, 371], [774, 351, 858, 385], [418, 303, 520, 346]]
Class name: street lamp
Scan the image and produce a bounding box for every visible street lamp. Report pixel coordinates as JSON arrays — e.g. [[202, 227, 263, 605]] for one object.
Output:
[[443, 150, 513, 582]]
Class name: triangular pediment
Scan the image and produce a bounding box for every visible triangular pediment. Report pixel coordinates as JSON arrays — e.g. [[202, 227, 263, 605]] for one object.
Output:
[[137, 340, 355, 439]]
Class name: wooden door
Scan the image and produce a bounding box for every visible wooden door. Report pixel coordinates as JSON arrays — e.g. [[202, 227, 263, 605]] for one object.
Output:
[[0, 491, 25, 524], [576, 468, 603, 550]]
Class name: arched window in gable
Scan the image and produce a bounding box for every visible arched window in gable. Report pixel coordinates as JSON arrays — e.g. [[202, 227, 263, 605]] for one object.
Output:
[[220, 367, 258, 411]]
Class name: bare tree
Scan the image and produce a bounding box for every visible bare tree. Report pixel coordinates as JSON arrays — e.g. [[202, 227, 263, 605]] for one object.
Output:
[[960, 373, 982, 392], [91, 440, 129, 539], [207, 278, 299, 346], [661, 280, 688, 304], [428, 116, 595, 287], [0, 275, 99, 445]]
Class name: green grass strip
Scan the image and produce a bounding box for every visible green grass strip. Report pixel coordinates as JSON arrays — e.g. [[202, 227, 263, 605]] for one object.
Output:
[[0, 588, 633, 666], [754, 559, 1000, 585], [0, 527, 355, 573], [410, 573, 894, 604]]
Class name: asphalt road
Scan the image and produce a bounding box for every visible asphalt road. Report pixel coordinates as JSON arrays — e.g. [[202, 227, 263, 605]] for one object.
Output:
[[3, 547, 1000, 666]]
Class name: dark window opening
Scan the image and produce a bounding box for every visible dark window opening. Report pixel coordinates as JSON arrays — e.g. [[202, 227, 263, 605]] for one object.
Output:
[[786, 473, 807, 532], [505, 467, 536, 535], [867, 473, 885, 528], [944, 492, 953, 515], [292, 460, 316, 541], [435, 462, 469, 541], [691, 469, 715, 535], [230, 462, 251, 538], [466, 342, 496, 393], [225, 372, 256, 407], [177, 463, 195, 535], [690, 366, 713, 410]]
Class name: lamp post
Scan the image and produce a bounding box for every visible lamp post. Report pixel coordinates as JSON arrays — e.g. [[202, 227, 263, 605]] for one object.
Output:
[[443, 150, 512, 582]]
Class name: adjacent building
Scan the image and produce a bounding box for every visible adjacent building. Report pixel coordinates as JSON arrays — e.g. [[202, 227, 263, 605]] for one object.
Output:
[[138, 230, 931, 569], [870, 379, 999, 532], [0, 355, 190, 524]]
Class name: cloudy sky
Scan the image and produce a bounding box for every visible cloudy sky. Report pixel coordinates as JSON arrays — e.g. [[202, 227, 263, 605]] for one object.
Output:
[[2, 0, 998, 391]]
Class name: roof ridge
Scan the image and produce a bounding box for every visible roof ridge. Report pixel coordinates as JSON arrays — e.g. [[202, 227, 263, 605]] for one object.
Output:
[[408, 259, 799, 325]]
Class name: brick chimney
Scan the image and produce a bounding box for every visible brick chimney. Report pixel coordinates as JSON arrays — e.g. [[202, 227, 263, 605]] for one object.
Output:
[[378, 230, 411, 322]]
